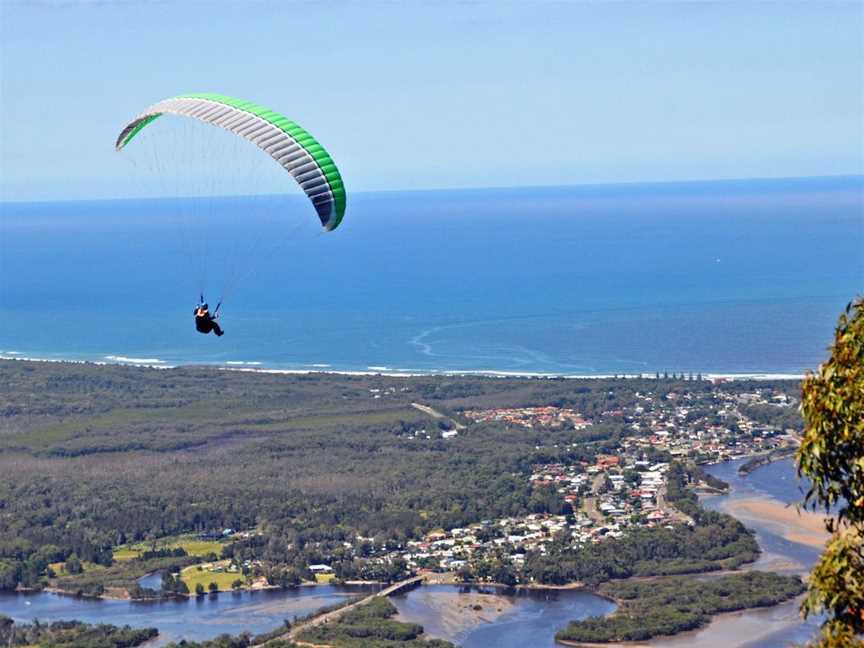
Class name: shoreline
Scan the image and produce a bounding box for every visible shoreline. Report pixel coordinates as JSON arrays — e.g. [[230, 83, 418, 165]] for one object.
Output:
[[710, 455, 829, 553], [535, 457, 824, 647], [29, 579, 383, 603], [736, 447, 799, 476], [554, 594, 808, 648], [0, 355, 805, 381], [712, 490, 830, 552]]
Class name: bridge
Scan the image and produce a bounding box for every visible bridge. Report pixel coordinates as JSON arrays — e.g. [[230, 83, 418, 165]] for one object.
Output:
[[378, 575, 424, 596], [270, 575, 425, 644]]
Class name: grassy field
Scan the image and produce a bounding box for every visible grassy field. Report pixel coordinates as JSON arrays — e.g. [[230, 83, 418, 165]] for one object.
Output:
[[111, 548, 140, 562], [48, 561, 106, 576], [181, 563, 245, 592], [314, 573, 335, 584], [113, 535, 224, 561]]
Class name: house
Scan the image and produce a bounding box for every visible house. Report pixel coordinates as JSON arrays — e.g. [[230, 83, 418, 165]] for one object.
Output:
[[308, 564, 333, 574]]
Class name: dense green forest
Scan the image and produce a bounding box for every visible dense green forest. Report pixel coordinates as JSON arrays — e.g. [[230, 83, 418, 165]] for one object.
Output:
[[0, 616, 157, 647], [0, 360, 800, 595], [555, 571, 806, 643]]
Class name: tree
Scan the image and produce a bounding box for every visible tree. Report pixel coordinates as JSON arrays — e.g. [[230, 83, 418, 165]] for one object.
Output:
[[797, 298, 864, 647], [208, 581, 218, 593], [231, 578, 243, 590], [64, 554, 83, 575], [195, 583, 205, 596]]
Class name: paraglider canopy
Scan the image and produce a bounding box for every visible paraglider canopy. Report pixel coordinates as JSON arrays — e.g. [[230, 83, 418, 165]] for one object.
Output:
[[115, 93, 346, 231]]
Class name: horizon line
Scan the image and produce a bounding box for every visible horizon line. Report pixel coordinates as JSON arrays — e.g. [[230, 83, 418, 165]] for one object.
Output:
[[1, 173, 861, 206]]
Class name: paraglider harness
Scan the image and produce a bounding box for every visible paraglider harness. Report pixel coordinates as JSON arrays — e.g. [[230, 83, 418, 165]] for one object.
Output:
[[195, 295, 224, 336]]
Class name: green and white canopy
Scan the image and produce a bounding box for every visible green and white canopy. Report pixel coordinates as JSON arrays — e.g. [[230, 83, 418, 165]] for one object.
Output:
[[116, 93, 346, 231]]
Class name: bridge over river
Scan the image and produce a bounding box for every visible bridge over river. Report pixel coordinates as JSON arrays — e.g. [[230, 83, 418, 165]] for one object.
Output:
[[271, 575, 425, 644]]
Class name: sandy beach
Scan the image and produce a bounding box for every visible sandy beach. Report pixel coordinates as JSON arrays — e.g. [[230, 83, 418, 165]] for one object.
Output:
[[0, 353, 806, 381]]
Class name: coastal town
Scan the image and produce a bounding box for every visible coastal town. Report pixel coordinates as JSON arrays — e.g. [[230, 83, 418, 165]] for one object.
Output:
[[384, 383, 798, 580], [215, 382, 798, 586]]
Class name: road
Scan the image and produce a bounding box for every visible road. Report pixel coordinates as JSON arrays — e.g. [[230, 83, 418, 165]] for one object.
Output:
[[411, 403, 465, 429]]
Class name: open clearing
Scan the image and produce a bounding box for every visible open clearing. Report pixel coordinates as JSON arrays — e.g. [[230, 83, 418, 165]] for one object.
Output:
[[113, 535, 225, 561], [181, 562, 246, 592]]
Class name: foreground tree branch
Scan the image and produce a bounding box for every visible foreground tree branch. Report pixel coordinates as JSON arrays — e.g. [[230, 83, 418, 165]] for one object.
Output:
[[798, 298, 864, 647]]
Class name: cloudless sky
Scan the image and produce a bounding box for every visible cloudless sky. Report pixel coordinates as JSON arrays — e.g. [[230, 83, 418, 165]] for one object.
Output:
[[0, 1, 862, 200]]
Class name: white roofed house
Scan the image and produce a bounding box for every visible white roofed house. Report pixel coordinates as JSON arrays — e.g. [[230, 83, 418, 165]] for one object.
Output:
[[308, 564, 333, 573]]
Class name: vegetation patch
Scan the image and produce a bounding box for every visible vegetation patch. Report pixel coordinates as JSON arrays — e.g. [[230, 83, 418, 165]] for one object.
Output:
[[0, 616, 157, 647], [55, 554, 199, 598], [298, 596, 456, 647], [555, 571, 806, 643], [111, 547, 140, 562], [116, 535, 225, 561], [181, 563, 246, 593]]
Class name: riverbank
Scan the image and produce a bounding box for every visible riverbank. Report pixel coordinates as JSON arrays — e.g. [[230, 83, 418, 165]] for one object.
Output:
[[28, 577, 381, 610], [1, 584, 371, 647], [556, 594, 808, 648], [482, 457, 825, 648], [658, 458, 825, 646], [40, 585, 132, 601], [737, 447, 799, 477]]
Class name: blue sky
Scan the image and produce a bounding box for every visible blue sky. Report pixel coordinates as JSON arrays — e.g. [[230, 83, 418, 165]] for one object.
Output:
[[1, 1, 862, 200]]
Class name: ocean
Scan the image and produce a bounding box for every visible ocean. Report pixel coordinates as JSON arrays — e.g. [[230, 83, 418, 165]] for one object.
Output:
[[0, 176, 861, 374]]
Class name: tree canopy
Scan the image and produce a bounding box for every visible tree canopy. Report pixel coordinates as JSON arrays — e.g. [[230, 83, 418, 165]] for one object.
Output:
[[798, 298, 864, 646]]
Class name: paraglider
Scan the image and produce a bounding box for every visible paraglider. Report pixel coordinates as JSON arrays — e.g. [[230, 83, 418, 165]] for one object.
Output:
[[195, 297, 223, 337], [115, 93, 346, 336]]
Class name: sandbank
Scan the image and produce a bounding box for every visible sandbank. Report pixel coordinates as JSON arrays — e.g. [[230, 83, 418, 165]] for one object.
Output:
[[395, 590, 514, 638], [723, 497, 829, 550]]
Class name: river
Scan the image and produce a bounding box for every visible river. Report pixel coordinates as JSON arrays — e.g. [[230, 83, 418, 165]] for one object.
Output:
[[666, 457, 824, 648], [0, 458, 822, 647], [387, 457, 824, 647], [391, 585, 615, 648], [0, 585, 373, 646]]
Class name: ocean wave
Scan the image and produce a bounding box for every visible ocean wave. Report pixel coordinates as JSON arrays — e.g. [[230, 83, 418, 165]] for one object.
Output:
[[224, 361, 263, 366], [0, 353, 804, 381], [104, 355, 166, 365], [309, 363, 331, 368]]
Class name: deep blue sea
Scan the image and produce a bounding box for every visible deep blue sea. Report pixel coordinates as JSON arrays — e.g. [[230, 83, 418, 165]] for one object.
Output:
[[1, 176, 861, 374]]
